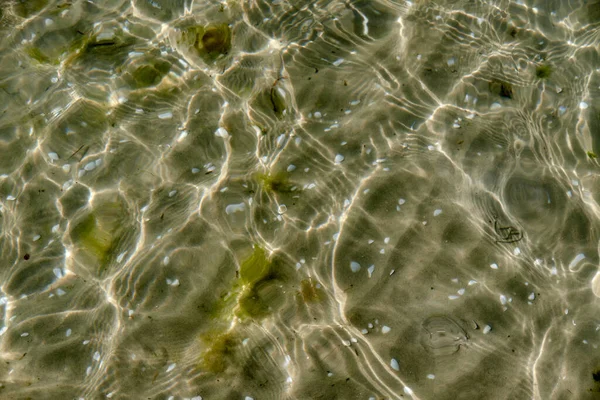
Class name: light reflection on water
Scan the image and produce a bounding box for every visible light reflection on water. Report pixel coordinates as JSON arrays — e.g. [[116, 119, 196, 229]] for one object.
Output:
[[0, 0, 599, 398]]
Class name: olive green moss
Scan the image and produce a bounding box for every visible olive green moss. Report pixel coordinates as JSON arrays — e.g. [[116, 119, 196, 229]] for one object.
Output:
[[535, 64, 552, 79], [199, 330, 239, 373], [256, 171, 294, 194]]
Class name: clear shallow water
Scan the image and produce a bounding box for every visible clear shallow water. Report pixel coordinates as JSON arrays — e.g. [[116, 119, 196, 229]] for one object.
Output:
[[0, 0, 599, 399]]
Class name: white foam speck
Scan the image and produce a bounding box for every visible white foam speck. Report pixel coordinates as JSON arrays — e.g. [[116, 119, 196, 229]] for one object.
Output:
[[21, 332, 29, 337], [447, 57, 455, 66], [191, 397, 202, 400], [48, 152, 59, 161], [53, 268, 63, 278], [390, 358, 400, 371], [350, 100, 360, 106], [191, 167, 200, 174], [404, 387, 413, 395], [490, 263, 498, 270], [457, 288, 465, 295], [500, 295, 507, 305], [384, 237, 390, 244], [382, 326, 391, 334], [33, 234, 41, 241], [427, 374, 435, 379], [332, 58, 344, 66], [350, 261, 361, 272], [245, 397, 254, 400], [86, 366, 92, 376], [334, 154, 344, 164], [448, 295, 459, 300], [166, 363, 176, 372], [580, 101, 589, 109], [528, 292, 535, 301], [367, 265, 375, 277], [483, 325, 491, 334], [66, 329, 72, 337], [568, 253, 585, 270], [225, 203, 245, 214], [163, 256, 170, 266], [287, 164, 296, 172], [158, 111, 173, 119], [513, 247, 521, 255], [398, 198, 406, 205], [468, 280, 477, 285], [168, 190, 177, 197], [0, 327, 7, 336], [56, 288, 66, 296], [93, 351, 100, 361], [84, 161, 96, 171], [433, 209, 442, 216]]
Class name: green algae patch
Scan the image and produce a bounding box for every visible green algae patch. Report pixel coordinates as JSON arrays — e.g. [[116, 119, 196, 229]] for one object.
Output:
[[200, 330, 239, 373], [131, 61, 171, 88], [588, 151, 597, 159], [13, 0, 49, 18], [26, 46, 58, 65], [300, 278, 325, 303], [256, 171, 294, 194], [239, 245, 270, 285], [69, 199, 126, 274], [70, 214, 113, 262], [535, 64, 552, 79], [194, 24, 232, 59]]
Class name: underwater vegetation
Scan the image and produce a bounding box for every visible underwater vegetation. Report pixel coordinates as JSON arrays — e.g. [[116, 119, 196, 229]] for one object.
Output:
[[535, 64, 552, 79], [176, 23, 232, 63], [255, 171, 295, 195], [199, 245, 283, 371], [199, 330, 239, 373], [488, 79, 513, 99], [130, 60, 171, 89], [195, 24, 232, 58], [69, 199, 125, 274]]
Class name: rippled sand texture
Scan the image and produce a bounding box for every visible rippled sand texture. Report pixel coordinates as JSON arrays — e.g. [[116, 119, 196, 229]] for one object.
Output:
[[1, 0, 600, 398]]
